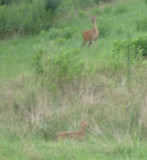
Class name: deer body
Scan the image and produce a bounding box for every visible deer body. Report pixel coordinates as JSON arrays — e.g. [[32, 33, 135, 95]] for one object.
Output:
[[56, 121, 89, 140], [82, 15, 99, 47]]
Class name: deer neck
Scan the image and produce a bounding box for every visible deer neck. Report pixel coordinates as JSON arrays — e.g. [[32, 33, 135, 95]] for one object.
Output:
[[92, 21, 98, 33]]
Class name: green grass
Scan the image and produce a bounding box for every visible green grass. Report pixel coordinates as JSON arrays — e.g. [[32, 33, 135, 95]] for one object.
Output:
[[0, 0, 147, 159], [0, 135, 147, 160], [0, 0, 147, 80]]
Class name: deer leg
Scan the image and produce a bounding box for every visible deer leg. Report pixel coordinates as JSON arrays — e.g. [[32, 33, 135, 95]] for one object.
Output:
[[88, 41, 93, 47]]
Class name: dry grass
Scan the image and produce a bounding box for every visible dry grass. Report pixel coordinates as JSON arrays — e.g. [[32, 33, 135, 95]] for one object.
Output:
[[0, 64, 146, 140]]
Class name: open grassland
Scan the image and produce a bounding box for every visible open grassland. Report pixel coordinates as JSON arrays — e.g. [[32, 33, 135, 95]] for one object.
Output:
[[0, 0, 147, 159]]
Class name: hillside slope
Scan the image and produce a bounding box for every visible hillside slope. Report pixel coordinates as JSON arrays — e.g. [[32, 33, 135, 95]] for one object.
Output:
[[0, 0, 147, 159]]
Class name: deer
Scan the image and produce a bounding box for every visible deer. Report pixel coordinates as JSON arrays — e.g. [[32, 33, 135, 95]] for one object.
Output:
[[82, 14, 99, 47], [56, 121, 89, 141]]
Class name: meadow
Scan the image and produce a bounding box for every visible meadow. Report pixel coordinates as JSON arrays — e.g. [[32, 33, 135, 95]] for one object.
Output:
[[0, 0, 147, 159]]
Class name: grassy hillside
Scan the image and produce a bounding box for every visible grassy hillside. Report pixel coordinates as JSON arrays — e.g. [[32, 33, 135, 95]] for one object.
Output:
[[0, 0, 147, 159]]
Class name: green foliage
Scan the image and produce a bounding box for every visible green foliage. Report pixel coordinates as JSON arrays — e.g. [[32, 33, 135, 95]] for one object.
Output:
[[0, 1, 147, 158], [72, 0, 93, 9], [102, 6, 112, 14], [114, 4, 128, 14], [0, 0, 31, 5], [48, 27, 59, 39], [93, 7, 102, 15], [0, 0, 12, 5], [0, 0, 51, 37], [94, 0, 111, 3], [33, 48, 85, 86], [45, 0, 61, 12], [77, 10, 86, 18], [48, 27, 75, 40], [36, 118, 70, 140], [98, 19, 111, 38], [71, 0, 111, 9], [32, 49, 44, 76], [113, 36, 147, 57], [94, 0, 101, 4], [132, 35, 147, 56], [62, 27, 75, 39], [136, 17, 147, 32]]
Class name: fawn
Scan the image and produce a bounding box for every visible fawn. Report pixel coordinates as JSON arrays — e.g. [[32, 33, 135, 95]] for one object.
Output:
[[82, 14, 99, 47], [56, 121, 89, 140]]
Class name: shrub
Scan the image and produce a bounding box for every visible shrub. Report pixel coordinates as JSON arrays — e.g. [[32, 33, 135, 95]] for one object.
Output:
[[94, 0, 111, 3], [0, 0, 12, 5], [48, 27, 75, 40], [0, 0, 29, 5], [70, 0, 111, 9], [77, 10, 86, 18], [132, 36, 147, 56], [0, 0, 52, 37], [72, 0, 93, 9], [61, 27, 75, 39], [33, 48, 85, 86], [45, 0, 61, 12], [113, 36, 147, 57]]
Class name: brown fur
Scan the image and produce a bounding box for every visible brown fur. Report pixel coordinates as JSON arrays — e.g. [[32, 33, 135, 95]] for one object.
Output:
[[56, 121, 89, 140], [82, 14, 99, 47]]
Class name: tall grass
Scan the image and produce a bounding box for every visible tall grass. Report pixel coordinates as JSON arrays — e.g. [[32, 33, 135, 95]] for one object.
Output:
[[0, 0, 147, 159]]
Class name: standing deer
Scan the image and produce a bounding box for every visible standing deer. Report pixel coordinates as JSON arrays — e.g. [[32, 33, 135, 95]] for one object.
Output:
[[82, 14, 99, 47], [56, 121, 89, 140]]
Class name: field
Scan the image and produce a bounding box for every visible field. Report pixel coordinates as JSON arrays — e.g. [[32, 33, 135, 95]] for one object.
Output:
[[0, 0, 147, 159]]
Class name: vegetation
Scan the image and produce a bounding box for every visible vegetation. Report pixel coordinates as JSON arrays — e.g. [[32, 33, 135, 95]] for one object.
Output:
[[0, 0, 147, 159]]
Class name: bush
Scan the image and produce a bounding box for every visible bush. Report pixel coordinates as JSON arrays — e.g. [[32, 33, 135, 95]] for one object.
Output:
[[72, 0, 93, 9], [113, 36, 147, 57], [45, 0, 61, 12], [48, 27, 75, 40], [70, 0, 111, 9], [0, 0, 28, 5], [77, 10, 87, 18], [33, 48, 85, 86], [0, 0, 12, 5], [0, 0, 51, 37], [132, 36, 147, 56], [94, 0, 111, 3]]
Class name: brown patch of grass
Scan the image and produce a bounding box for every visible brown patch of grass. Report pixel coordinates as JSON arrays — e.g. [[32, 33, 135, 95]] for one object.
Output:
[[0, 65, 147, 140]]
